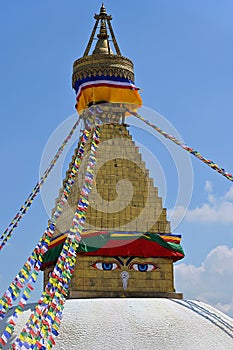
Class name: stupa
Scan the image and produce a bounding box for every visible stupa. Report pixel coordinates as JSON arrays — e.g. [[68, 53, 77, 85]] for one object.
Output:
[[1, 5, 233, 350], [42, 3, 184, 299]]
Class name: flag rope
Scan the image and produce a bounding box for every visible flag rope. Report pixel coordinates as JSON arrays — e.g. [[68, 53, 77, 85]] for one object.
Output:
[[0, 129, 90, 347], [11, 125, 100, 350], [0, 118, 81, 251], [132, 111, 233, 182], [1, 107, 232, 347]]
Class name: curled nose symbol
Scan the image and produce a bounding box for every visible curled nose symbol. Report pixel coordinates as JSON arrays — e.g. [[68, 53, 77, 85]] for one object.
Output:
[[121, 271, 129, 290]]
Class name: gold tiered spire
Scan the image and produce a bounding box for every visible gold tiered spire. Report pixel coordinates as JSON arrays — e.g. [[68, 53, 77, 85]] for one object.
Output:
[[43, 5, 184, 300], [53, 124, 171, 234], [43, 123, 181, 299], [72, 4, 136, 103], [83, 4, 121, 57], [93, 19, 113, 55], [72, 5, 142, 114]]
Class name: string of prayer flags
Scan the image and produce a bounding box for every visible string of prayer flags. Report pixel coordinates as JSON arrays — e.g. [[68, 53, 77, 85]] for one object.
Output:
[[0, 272, 39, 348], [0, 132, 90, 349], [0, 129, 90, 335], [0, 118, 81, 252], [12, 126, 100, 350], [132, 112, 233, 183]]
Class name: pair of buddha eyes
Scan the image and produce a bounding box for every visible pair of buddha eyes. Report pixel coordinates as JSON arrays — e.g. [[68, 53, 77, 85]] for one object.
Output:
[[91, 262, 159, 272]]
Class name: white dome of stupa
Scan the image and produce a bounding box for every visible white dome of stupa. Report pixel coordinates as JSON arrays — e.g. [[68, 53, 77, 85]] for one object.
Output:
[[1, 298, 233, 350]]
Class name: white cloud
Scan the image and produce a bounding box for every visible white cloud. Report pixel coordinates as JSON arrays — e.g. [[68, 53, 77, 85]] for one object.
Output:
[[214, 299, 233, 316], [224, 186, 233, 201], [186, 201, 233, 223], [169, 184, 233, 224], [204, 180, 213, 193], [175, 245, 233, 317]]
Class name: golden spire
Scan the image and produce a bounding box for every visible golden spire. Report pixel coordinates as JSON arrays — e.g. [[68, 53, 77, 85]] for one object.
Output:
[[99, 3, 107, 16], [83, 4, 121, 57], [72, 5, 135, 89], [92, 19, 113, 55]]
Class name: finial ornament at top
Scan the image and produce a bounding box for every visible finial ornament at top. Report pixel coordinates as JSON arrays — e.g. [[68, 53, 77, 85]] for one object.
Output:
[[73, 4, 136, 92], [83, 4, 120, 56], [100, 3, 107, 15], [94, 3, 112, 20], [72, 4, 142, 110]]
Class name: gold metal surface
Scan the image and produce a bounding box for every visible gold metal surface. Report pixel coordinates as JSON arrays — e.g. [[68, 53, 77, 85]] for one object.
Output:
[[72, 55, 135, 87], [73, 4, 134, 87]]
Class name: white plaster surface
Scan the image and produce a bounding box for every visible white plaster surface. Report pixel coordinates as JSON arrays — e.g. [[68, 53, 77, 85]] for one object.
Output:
[[1, 298, 233, 349]]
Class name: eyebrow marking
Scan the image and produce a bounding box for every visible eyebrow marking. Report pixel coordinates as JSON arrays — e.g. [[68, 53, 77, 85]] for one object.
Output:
[[114, 256, 124, 266], [126, 257, 134, 266]]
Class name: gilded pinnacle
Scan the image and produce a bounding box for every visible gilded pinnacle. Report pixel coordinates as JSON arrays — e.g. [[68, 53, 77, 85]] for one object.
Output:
[[94, 4, 112, 20], [100, 3, 107, 16], [97, 20, 108, 39]]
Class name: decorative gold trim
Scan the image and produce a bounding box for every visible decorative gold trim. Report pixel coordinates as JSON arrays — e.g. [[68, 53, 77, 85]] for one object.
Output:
[[72, 55, 135, 87]]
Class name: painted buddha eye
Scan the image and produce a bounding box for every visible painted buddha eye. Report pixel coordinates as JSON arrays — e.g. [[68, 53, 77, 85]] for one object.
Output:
[[130, 263, 158, 272], [91, 262, 119, 271]]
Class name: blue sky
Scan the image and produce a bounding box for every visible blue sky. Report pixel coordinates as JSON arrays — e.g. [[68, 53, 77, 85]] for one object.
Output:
[[0, 1, 233, 317]]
